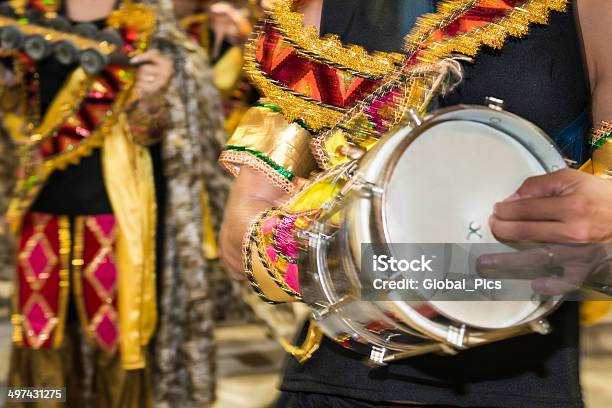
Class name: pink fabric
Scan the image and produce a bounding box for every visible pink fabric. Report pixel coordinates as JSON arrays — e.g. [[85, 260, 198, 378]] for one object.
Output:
[[275, 215, 299, 260], [96, 313, 118, 349], [28, 242, 51, 280], [284, 264, 300, 293], [93, 257, 117, 294], [94, 214, 116, 237], [26, 301, 48, 336], [266, 246, 278, 262], [262, 216, 279, 234]]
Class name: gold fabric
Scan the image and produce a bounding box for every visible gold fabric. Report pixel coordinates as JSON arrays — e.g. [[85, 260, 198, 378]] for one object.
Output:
[[102, 113, 157, 370], [7, 328, 153, 408], [200, 179, 218, 260], [593, 140, 612, 178], [222, 106, 315, 178], [213, 46, 244, 98], [249, 238, 297, 303]]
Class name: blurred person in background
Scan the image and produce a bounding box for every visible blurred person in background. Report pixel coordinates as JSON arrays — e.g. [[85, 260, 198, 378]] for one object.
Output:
[[177, 0, 260, 133], [174, 0, 305, 339], [0, 0, 228, 406]]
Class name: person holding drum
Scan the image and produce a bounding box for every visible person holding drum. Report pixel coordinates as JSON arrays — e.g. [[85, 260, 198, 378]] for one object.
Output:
[[220, 0, 608, 406]]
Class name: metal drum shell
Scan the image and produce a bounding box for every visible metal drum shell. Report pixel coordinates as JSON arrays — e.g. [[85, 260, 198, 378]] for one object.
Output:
[[299, 105, 567, 362]]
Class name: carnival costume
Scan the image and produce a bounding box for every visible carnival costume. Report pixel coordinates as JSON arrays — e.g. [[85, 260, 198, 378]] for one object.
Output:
[[220, 0, 601, 406], [1, 0, 228, 406]]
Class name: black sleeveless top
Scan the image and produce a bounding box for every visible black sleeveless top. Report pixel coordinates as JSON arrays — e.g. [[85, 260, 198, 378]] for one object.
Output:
[[278, 2, 588, 407]]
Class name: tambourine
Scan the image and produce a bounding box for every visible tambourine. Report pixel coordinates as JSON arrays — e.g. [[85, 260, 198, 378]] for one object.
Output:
[[0, 4, 128, 75]]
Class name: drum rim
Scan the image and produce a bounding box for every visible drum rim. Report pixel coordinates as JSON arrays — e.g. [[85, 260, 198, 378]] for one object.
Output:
[[365, 105, 566, 330]]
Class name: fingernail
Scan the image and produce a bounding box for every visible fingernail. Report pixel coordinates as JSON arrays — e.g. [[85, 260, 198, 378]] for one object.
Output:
[[503, 193, 520, 202], [493, 202, 500, 215], [476, 255, 494, 269]]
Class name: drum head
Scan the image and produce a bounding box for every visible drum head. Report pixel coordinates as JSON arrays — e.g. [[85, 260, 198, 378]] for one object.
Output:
[[353, 106, 566, 330]]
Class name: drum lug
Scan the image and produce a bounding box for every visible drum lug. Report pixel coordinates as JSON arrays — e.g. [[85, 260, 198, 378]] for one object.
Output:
[[529, 318, 552, 335], [446, 324, 467, 349], [297, 229, 332, 245], [406, 108, 423, 127], [358, 181, 384, 198], [485, 96, 505, 111], [368, 346, 388, 366]]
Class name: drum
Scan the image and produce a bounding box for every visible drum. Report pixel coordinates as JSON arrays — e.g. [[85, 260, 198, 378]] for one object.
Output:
[[297, 100, 567, 365]]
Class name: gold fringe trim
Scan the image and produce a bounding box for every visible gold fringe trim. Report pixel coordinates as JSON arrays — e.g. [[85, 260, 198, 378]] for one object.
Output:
[[409, 0, 569, 63], [53, 216, 71, 348], [313, 0, 569, 168], [243, 40, 343, 131], [71, 216, 95, 348], [272, 0, 402, 77]]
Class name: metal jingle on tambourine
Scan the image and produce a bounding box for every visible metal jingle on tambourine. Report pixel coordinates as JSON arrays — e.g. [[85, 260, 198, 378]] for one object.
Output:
[[48, 16, 72, 33], [97, 29, 124, 49], [73, 22, 99, 39], [80, 48, 108, 76], [0, 26, 24, 49], [54, 40, 80, 65], [24, 34, 52, 61], [80, 48, 130, 76]]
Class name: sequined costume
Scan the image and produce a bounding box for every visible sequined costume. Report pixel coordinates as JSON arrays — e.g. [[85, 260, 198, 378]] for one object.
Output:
[[1, 0, 228, 406]]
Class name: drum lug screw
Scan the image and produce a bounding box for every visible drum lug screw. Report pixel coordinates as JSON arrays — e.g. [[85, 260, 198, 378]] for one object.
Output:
[[360, 182, 384, 198], [368, 346, 388, 366], [446, 324, 467, 349], [485, 96, 505, 111], [530, 319, 552, 335], [406, 108, 423, 127]]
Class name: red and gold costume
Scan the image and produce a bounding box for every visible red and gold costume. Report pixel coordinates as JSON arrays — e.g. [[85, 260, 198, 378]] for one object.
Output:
[[2, 0, 228, 406]]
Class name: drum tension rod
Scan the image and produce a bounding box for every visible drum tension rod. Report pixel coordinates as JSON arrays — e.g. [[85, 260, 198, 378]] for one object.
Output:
[[529, 319, 552, 335], [310, 295, 355, 320]]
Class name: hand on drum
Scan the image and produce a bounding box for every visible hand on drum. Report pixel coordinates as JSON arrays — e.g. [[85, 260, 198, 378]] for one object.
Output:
[[477, 243, 612, 296], [489, 169, 612, 243], [479, 168, 612, 296]]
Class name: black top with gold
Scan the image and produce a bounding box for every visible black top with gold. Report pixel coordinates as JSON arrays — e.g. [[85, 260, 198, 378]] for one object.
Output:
[[30, 17, 114, 215]]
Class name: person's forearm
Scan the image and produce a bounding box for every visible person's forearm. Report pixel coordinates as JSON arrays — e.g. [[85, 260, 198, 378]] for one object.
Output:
[[220, 167, 288, 278]]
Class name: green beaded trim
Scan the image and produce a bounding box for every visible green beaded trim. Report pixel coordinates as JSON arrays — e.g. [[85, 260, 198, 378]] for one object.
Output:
[[225, 145, 295, 181], [590, 131, 612, 149], [254, 102, 312, 132], [255, 102, 282, 113]]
